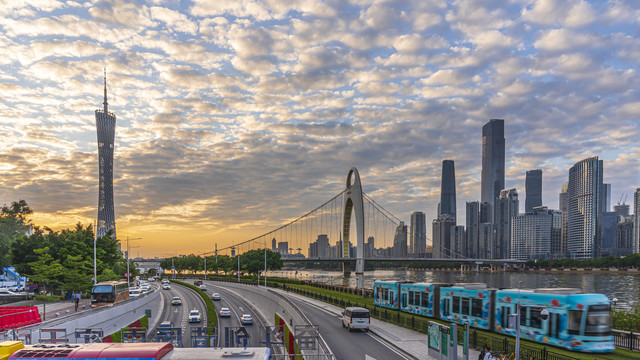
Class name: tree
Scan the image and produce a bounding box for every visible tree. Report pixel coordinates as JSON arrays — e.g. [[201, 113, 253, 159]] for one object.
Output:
[[147, 268, 157, 276], [0, 200, 33, 268], [28, 247, 63, 294], [62, 254, 92, 292], [237, 249, 283, 275]]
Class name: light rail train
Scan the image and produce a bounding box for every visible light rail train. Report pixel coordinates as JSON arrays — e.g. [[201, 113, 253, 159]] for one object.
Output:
[[374, 281, 614, 353]]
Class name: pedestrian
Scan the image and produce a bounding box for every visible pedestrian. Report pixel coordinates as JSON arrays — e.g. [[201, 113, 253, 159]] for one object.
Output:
[[478, 344, 487, 360], [74, 293, 80, 311], [483, 345, 493, 360]]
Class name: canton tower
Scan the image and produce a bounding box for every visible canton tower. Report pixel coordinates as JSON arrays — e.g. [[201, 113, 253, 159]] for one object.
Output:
[[95, 69, 116, 238]]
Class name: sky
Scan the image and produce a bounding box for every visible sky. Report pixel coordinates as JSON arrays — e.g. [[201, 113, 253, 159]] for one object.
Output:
[[0, 0, 639, 258]]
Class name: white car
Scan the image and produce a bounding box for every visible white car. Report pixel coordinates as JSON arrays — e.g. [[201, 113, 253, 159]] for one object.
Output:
[[188, 310, 201, 323], [241, 314, 253, 325], [162, 284, 170, 290], [219, 308, 231, 317], [129, 288, 142, 297], [199, 284, 207, 291]]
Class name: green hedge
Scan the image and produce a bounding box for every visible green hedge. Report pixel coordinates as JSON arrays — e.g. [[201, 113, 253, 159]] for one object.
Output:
[[171, 280, 217, 328]]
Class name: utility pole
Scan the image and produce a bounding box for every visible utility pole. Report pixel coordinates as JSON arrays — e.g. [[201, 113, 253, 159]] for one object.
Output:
[[125, 237, 142, 288], [215, 243, 218, 276], [204, 255, 207, 280], [264, 242, 267, 287], [93, 220, 97, 285]]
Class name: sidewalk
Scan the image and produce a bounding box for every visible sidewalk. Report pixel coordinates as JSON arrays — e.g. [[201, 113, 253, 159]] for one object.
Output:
[[276, 287, 482, 360]]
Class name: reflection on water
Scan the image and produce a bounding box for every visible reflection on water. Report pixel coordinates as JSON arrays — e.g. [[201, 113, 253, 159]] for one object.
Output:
[[269, 269, 639, 309]]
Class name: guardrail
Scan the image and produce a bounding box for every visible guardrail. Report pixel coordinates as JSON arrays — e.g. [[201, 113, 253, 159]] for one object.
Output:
[[613, 329, 640, 351]]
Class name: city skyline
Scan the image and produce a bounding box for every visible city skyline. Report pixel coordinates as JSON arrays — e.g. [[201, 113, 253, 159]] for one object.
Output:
[[0, 1, 639, 256]]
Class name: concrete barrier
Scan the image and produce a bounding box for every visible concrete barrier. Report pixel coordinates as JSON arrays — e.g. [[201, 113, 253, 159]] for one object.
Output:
[[21, 289, 162, 343]]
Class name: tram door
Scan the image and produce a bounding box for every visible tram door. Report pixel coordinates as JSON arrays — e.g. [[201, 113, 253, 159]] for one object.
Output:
[[548, 312, 559, 338], [501, 306, 511, 329]]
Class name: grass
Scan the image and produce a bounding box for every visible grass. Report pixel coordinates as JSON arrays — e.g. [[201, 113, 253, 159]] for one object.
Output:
[[171, 280, 217, 329]]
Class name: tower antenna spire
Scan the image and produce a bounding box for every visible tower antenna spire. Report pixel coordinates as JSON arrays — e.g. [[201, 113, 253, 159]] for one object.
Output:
[[103, 67, 108, 113]]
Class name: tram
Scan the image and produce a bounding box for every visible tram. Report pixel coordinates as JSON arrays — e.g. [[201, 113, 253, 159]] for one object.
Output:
[[374, 281, 614, 353]]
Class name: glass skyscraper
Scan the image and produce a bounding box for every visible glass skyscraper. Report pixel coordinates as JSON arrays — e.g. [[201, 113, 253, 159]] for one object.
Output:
[[410, 211, 426, 257], [96, 70, 117, 238], [567, 157, 603, 259], [481, 119, 505, 223], [525, 169, 542, 212], [440, 160, 456, 221]]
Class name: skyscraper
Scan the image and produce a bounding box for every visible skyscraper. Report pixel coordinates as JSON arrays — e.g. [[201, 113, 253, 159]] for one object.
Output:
[[393, 222, 408, 257], [495, 188, 519, 259], [466, 201, 480, 258], [451, 225, 466, 259], [96, 69, 117, 239], [432, 215, 456, 258], [511, 206, 560, 260], [634, 188, 640, 253], [525, 169, 542, 212], [614, 204, 630, 218], [601, 183, 611, 213], [558, 182, 569, 256], [567, 157, 603, 259], [481, 119, 505, 223], [410, 211, 426, 257], [466, 201, 493, 259], [440, 160, 456, 221]]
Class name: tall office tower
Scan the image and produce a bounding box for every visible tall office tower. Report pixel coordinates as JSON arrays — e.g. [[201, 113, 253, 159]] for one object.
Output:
[[510, 206, 561, 260], [568, 157, 603, 259], [525, 169, 542, 212], [432, 215, 456, 258], [366, 236, 375, 258], [614, 204, 630, 218], [615, 217, 634, 255], [635, 189, 640, 253], [600, 212, 617, 250], [410, 211, 427, 257], [451, 225, 466, 258], [466, 202, 480, 258], [559, 182, 569, 255], [495, 188, 519, 259], [479, 202, 492, 223], [393, 222, 408, 257], [601, 184, 611, 213], [478, 223, 494, 259], [96, 70, 117, 238], [481, 119, 505, 223], [277, 242, 289, 255], [271, 238, 276, 251], [440, 160, 457, 221], [316, 235, 329, 258]]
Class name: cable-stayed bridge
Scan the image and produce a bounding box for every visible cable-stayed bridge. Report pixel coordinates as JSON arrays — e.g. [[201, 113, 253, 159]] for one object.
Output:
[[208, 168, 524, 289]]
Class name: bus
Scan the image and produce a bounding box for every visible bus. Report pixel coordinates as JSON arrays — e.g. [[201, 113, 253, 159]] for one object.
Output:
[[91, 281, 129, 308]]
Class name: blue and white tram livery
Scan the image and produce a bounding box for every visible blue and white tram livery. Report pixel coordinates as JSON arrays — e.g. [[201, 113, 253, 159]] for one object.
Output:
[[494, 288, 614, 353], [373, 280, 614, 353], [439, 283, 495, 330]]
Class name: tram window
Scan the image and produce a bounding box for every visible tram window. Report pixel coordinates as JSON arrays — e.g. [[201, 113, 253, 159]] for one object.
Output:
[[443, 299, 450, 316], [421, 292, 429, 308], [502, 306, 511, 328], [521, 308, 527, 327], [408, 291, 415, 305], [401, 293, 407, 307], [568, 310, 582, 335], [453, 297, 460, 313], [472, 298, 483, 317], [530, 308, 542, 329], [461, 298, 470, 315], [413, 292, 420, 305]]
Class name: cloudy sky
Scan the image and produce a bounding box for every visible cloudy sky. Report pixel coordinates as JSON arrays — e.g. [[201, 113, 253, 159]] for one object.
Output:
[[1, 0, 638, 257]]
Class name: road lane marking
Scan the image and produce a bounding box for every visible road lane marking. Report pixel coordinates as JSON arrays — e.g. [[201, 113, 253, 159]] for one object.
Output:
[[365, 355, 377, 360]]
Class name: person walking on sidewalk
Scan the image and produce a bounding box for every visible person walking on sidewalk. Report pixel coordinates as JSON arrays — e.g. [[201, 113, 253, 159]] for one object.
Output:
[[74, 293, 80, 311]]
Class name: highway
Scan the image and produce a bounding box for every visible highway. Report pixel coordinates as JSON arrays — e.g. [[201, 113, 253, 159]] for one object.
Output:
[[153, 282, 208, 347], [202, 280, 410, 359], [287, 294, 410, 360], [204, 281, 267, 347]]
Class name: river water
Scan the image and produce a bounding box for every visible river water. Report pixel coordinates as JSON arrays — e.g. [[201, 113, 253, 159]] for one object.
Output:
[[268, 269, 640, 309]]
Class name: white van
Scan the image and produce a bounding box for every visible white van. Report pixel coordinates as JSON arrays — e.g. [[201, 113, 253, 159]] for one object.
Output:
[[342, 307, 370, 332]]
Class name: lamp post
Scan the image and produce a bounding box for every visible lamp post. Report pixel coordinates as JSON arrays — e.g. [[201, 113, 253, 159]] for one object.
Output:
[[93, 220, 97, 285], [264, 245, 267, 287], [512, 281, 548, 360], [204, 255, 207, 280]]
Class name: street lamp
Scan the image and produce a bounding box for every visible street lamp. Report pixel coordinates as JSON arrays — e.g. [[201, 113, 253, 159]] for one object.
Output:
[[612, 297, 618, 308], [511, 282, 548, 360]]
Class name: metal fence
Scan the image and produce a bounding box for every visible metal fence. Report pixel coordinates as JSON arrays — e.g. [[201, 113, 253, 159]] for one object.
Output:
[[613, 329, 640, 351]]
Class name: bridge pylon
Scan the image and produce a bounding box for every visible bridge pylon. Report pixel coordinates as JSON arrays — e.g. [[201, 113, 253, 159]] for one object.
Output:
[[342, 167, 365, 288]]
